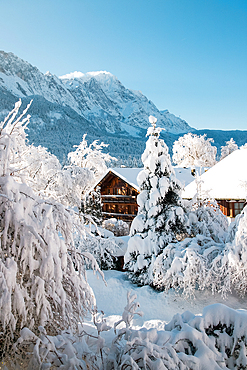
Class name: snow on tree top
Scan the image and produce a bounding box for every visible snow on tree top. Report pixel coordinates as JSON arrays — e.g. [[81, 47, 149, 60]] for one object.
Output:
[[149, 115, 157, 125], [146, 117, 165, 137], [183, 148, 247, 200]]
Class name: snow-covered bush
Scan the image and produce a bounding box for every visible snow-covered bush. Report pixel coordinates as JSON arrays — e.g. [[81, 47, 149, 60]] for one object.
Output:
[[125, 116, 188, 286], [109, 298, 247, 370], [189, 198, 229, 244], [163, 303, 247, 370], [13, 290, 247, 369], [152, 235, 225, 296], [172, 132, 217, 168], [221, 138, 238, 160], [11, 327, 95, 369], [220, 205, 247, 297], [103, 218, 129, 237], [0, 101, 100, 366], [152, 186, 228, 295], [79, 231, 118, 270]]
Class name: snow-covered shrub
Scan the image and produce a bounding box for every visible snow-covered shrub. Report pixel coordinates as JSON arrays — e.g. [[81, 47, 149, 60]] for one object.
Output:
[[172, 132, 217, 168], [152, 191, 228, 295], [79, 231, 118, 270], [0, 101, 100, 365], [164, 303, 247, 370], [13, 292, 247, 369], [152, 235, 225, 296], [189, 198, 229, 244], [108, 294, 247, 370], [125, 116, 188, 286], [103, 218, 129, 237], [12, 327, 95, 370], [220, 205, 247, 297]]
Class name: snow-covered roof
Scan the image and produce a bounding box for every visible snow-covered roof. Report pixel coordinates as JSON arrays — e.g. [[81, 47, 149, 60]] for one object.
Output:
[[109, 168, 141, 190], [92, 166, 199, 193], [174, 166, 205, 188], [182, 148, 247, 200], [88, 167, 140, 194]]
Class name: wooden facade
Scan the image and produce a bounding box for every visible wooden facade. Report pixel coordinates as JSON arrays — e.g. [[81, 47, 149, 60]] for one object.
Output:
[[94, 167, 246, 223], [217, 199, 246, 218], [95, 170, 139, 222]]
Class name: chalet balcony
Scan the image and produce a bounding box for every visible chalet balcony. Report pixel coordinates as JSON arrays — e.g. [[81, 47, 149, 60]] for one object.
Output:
[[101, 195, 137, 204], [102, 212, 137, 222]]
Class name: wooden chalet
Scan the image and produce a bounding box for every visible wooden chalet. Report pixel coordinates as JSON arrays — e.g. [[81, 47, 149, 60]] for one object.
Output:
[[183, 149, 247, 219], [94, 168, 141, 223], [92, 167, 199, 224]]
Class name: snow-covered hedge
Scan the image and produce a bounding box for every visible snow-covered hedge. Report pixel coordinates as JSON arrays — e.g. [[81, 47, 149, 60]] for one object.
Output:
[[13, 293, 247, 369]]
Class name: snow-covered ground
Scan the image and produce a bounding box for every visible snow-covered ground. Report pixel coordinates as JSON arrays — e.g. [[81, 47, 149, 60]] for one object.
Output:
[[86, 270, 247, 331]]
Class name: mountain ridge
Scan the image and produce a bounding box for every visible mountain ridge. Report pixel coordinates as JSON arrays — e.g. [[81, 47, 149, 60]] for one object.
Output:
[[0, 50, 246, 164]]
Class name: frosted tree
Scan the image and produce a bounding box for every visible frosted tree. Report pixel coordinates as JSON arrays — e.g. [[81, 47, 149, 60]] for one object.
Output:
[[220, 137, 238, 160], [124, 116, 188, 285], [0, 101, 101, 366], [68, 133, 115, 181], [172, 132, 217, 168], [1, 106, 95, 210], [20, 144, 62, 195], [241, 142, 247, 150]]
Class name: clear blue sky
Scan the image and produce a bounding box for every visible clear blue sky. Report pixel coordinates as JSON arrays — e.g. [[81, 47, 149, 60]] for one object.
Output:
[[0, 0, 246, 130]]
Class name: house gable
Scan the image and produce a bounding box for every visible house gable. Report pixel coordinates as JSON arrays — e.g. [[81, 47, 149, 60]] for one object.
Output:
[[95, 170, 139, 222]]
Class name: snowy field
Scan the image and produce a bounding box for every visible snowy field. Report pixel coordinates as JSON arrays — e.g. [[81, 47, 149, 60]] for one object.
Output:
[[86, 270, 247, 330]]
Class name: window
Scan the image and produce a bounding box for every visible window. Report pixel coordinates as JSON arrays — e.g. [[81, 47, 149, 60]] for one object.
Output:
[[234, 202, 245, 217]]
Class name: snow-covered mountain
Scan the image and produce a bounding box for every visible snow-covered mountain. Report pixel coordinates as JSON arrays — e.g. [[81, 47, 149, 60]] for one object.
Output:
[[0, 50, 247, 163], [0, 51, 191, 135], [59, 70, 191, 134], [0, 51, 193, 161]]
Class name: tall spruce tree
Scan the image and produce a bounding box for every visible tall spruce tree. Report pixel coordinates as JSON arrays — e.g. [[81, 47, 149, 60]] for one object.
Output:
[[124, 116, 188, 285]]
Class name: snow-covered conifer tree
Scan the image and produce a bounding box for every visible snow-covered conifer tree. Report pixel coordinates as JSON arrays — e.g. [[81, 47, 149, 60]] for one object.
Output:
[[124, 116, 188, 285], [82, 186, 103, 225], [220, 138, 238, 160]]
